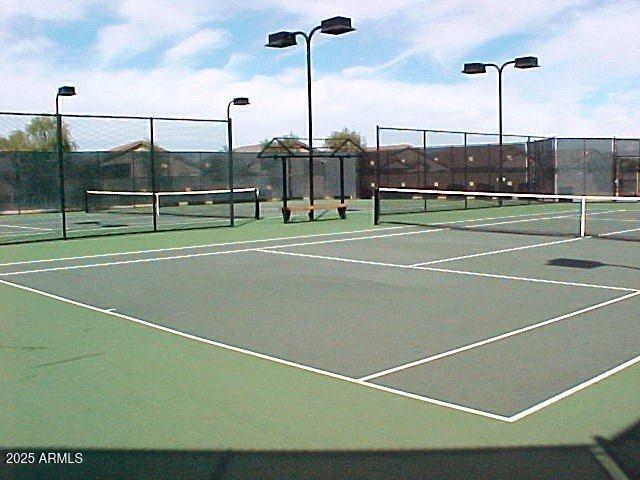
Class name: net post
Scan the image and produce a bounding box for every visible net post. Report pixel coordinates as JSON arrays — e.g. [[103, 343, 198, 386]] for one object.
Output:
[[373, 187, 380, 225], [149, 118, 158, 231], [84, 190, 89, 213], [579, 196, 587, 237], [254, 188, 260, 219], [281, 156, 289, 223], [339, 155, 345, 205]]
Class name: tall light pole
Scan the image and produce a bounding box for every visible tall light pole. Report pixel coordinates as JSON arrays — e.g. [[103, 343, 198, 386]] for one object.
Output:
[[227, 97, 250, 226], [463, 56, 539, 191], [266, 16, 355, 220], [56, 85, 76, 239]]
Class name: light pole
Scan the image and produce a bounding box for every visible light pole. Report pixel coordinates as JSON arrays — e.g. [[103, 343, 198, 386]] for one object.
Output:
[[463, 56, 539, 191], [56, 85, 76, 239], [266, 16, 355, 220], [227, 97, 250, 226]]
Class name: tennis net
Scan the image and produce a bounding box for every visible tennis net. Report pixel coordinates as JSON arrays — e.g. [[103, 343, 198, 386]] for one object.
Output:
[[85, 188, 260, 221], [374, 187, 640, 241]]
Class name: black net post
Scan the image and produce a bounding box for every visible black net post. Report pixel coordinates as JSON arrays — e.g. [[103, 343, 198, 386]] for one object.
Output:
[[253, 188, 260, 219], [339, 156, 345, 204], [149, 118, 158, 231], [281, 156, 289, 222], [373, 187, 380, 225]]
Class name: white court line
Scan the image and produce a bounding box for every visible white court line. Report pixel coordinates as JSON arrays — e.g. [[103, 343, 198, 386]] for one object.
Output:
[[416, 265, 637, 292], [0, 223, 53, 232], [359, 291, 640, 382], [261, 228, 446, 250], [588, 217, 638, 222], [0, 205, 602, 267], [409, 237, 583, 267], [257, 249, 638, 292], [0, 227, 445, 276], [0, 230, 58, 240], [0, 246, 271, 276], [509, 351, 640, 422], [0, 225, 412, 267], [0, 278, 509, 422], [600, 226, 640, 237]]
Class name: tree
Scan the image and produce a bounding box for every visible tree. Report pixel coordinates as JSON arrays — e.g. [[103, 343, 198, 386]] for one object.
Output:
[[0, 130, 29, 151], [324, 128, 365, 152], [260, 133, 304, 154], [0, 116, 76, 152]]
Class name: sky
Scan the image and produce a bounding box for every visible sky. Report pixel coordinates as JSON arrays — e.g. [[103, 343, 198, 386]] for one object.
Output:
[[0, 0, 639, 148]]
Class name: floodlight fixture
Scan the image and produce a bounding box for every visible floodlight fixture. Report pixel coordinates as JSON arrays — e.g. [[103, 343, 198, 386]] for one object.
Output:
[[54, 85, 77, 239], [461, 56, 541, 191], [462, 63, 487, 74], [57, 86, 76, 97], [227, 96, 251, 226], [514, 56, 539, 69], [266, 31, 297, 48], [265, 16, 355, 220], [320, 16, 355, 35]]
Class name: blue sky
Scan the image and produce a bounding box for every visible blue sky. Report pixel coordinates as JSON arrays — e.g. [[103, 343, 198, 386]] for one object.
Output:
[[0, 0, 639, 147]]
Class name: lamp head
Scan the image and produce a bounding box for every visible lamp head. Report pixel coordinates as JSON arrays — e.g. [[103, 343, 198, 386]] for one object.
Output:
[[232, 97, 250, 106], [514, 56, 539, 69], [57, 86, 76, 96], [320, 16, 355, 35], [462, 63, 486, 74], [266, 31, 297, 48]]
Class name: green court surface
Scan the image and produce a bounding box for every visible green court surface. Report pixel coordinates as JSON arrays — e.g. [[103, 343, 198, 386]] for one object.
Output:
[[2, 205, 640, 476], [0, 199, 373, 244]]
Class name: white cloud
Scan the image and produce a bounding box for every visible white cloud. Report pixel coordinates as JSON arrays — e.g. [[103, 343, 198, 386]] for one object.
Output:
[[0, 0, 94, 23], [164, 29, 228, 64], [93, 0, 227, 63], [0, 0, 638, 145]]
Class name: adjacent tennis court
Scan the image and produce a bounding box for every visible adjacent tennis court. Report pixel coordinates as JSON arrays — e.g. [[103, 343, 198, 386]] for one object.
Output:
[[3, 199, 639, 422]]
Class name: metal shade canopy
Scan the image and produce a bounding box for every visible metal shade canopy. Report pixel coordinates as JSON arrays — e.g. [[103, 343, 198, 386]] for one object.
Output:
[[57, 86, 76, 96], [514, 56, 539, 69], [266, 31, 297, 48], [232, 97, 250, 105], [320, 16, 355, 35], [462, 63, 486, 74]]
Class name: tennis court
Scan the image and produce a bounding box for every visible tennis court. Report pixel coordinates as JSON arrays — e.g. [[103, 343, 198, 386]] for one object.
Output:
[[0, 195, 372, 244], [2, 196, 639, 422]]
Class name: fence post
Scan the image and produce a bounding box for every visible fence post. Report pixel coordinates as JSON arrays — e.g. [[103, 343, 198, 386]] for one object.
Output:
[[422, 130, 427, 188], [228, 117, 235, 227], [56, 114, 68, 239], [150, 118, 158, 231], [464, 133, 468, 190], [375, 125, 381, 192]]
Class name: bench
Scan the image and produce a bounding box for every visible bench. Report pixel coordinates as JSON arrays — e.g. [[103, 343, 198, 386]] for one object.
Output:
[[282, 203, 347, 222]]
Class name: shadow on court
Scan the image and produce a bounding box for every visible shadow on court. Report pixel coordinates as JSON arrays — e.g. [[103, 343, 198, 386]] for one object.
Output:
[[548, 258, 640, 271], [0, 441, 629, 480]]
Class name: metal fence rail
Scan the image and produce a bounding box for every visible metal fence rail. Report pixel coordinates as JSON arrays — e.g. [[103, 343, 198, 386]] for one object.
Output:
[[375, 126, 640, 199], [0, 111, 237, 244]]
